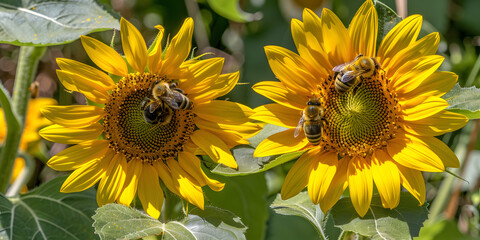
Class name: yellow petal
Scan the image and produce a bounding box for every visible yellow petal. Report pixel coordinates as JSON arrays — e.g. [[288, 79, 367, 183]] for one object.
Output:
[[251, 104, 302, 128], [97, 154, 127, 206], [148, 25, 165, 74], [154, 161, 180, 196], [80, 35, 128, 77], [252, 81, 307, 110], [56, 58, 115, 90], [254, 128, 309, 157], [167, 158, 204, 209], [415, 135, 460, 168], [291, 18, 330, 78], [178, 151, 225, 191], [41, 105, 103, 128], [60, 150, 113, 193], [281, 149, 316, 200], [387, 131, 445, 172], [348, 0, 377, 57], [138, 164, 164, 219], [120, 18, 147, 73], [396, 164, 425, 205], [371, 150, 400, 209], [402, 96, 448, 121], [56, 70, 109, 103], [118, 160, 143, 206], [308, 151, 338, 204], [190, 129, 237, 169], [319, 157, 349, 214], [377, 15, 422, 65], [47, 140, 109, 171], [195, 118, 262, 139], [320, 8, 354, 66], [347, 156, 373, 217], [402, 110, 468, 136], [385, 32, 440, 73], [404, 71, 457, 99], [302, 8, 324, 55], [40, 123, 103, 144], [193, 100, 254, 124], [391, 55, 444, 93], [180, 58, 224, 93], [264, 45, 318, 96], [162, 18, 194, 77], [189, 71, 239, 102]]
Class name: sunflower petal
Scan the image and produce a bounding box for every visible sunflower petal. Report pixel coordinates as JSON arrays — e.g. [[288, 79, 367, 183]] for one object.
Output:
[[167, 158, 204, 209], [391, 55, 444, 93], [320, 8, 354, 66], [319, 157, 348, 214], [138, 164, 164, 219], [47, 140, 109, 171], [190, 129, 237, 169], [193, 100, 254, 124], [162, 18, 194, 77], [254, 128, 309, 157], [121, 18, 147, 73], [180, 58, 224, 93], [349, 0, 377, 57], [402, 110, 468, 136], [387, 131, 445, 172], [41, 105, 103, 128], [118, 160, 143, 205], [348, 156, 373, 217], [252, 81, 307, 110], [371, 150, 400, 209], [154, 161, 180, 196], [178, 151, 225, 191], [281, 148, 317, 200], [302, 8, 324, 54], [377, 15, 422, 65], [60, 150, 113, 193], [148, 25, 165, 74], [189, 71, 239, 102], [251, 103, 302, 128], [56, 70, 109, 103], [402, 96, 448, 121], [97, 154, 127, 206], [195, 118, 262, 139], [404, 71, 457, 99], [308, 151, 338, 204], [415, 135, 460, 168], [40, 123, 103, 144], [56, 58, 114, 90], [396, 164, 425, 205], [80, 35, 128, 77]]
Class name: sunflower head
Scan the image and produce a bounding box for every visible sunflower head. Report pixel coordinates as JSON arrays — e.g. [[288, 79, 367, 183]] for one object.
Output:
[[252, 0, 467, 217], [40, 17, 261, 218]]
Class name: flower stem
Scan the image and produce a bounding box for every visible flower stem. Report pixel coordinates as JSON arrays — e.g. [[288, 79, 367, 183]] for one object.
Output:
[[0, 46, 46, 194]]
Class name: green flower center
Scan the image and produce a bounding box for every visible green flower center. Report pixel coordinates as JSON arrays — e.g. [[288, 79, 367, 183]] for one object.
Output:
[[322, 70, 400, 157], [103, 73, 196, 162]]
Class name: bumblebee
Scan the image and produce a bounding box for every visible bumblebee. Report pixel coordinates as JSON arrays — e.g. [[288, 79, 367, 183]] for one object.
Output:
[[294, 98, 325, 145], [141, 97, 173, 125], [332, 54, 380, 93]]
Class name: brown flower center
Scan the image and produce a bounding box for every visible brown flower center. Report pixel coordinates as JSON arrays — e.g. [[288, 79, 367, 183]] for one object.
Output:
[[103, 73, 195, 162]]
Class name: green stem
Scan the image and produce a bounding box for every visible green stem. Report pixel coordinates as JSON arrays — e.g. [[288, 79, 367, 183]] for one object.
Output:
[[0, 46, 46, 194]]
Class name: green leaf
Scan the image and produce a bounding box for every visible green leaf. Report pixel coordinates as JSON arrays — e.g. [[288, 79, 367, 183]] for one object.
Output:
[[417, 219, 476, 240], [206, 0, 262, 23], [0, 0, 119, 46], [443, 83, 480, 119], [0, 176, 98, 239], [248, 124, 287, 148], [374, 0, 402, 49], [92, 204, 247, 240], [331, 192, 429, 239], [204, 173, 268, 240], [271, 191, 340, 239]]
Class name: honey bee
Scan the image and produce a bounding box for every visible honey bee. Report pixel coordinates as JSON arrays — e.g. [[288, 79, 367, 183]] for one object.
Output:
[[141, 81, 192, 125], [294, 98, 326, 145], [332, 54, 380, 93]]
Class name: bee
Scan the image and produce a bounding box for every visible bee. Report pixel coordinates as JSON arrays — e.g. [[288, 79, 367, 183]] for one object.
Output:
[[332, 54, 380, 93], [141, 81, 192, 125], [294, 98, 325, 145]]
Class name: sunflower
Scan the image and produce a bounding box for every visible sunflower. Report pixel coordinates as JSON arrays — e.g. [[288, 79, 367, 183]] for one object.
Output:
[[0, 97, 57, 192], [39, 17, 260, 218], [252, 0, 468, 217]]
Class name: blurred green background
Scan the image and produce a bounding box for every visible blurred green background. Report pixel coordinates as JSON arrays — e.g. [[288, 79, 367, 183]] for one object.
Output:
[[1, 0, 479, 239]]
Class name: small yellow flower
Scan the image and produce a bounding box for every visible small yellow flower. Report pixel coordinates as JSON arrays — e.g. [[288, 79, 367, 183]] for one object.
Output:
[[0, 98, 57, 192], [252, 0, 467, 217], [40, 18, 261, 218]]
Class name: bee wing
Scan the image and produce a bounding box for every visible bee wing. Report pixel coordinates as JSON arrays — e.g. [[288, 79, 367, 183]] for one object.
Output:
[[171, 91, 185, 103], [340, 70, 362, 83], [332, 62, 350, 72], [161, 96, 180, 109], [294, 115, 305, 138], [148, 101, 161, 113]]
